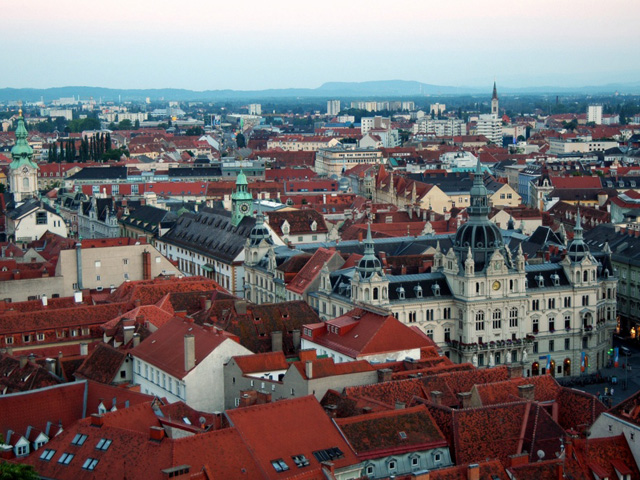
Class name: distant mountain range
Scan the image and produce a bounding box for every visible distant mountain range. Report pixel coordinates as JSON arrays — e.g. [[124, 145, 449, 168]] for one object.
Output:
[[1, 80, 639, 103]]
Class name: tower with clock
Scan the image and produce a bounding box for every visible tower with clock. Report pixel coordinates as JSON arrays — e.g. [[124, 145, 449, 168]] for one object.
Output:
[[9, 110, 39, 202], [231, 170, 254, 227]]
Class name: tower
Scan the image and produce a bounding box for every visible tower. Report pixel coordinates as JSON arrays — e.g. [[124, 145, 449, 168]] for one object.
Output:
[[9, 110, 38, 202], [245, 203, 274, 266], [231, 170, 253, 227], [491, 81, 499, 118], [352, 223, 388, 306]]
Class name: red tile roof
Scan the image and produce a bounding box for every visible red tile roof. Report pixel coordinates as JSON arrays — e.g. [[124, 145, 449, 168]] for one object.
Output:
[[336, 405, 447, 459], [287, 248, 339, 295], [131, 317, 241, 379], [551, 176, 602, 190], [291, 357, 375, 380], [226, 396, 359, 479], [429, 460, 509, 480], [74, 343, 127, 384], [232, 351, 289, 374], [303, 309, 432, 359]]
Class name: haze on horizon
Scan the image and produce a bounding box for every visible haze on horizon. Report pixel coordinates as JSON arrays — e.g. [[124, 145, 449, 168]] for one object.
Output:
[[4, 0, 639, 92]]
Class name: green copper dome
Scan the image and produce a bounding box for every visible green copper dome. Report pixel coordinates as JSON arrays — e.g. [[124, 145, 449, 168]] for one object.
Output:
[[10, 111, 36, 170]]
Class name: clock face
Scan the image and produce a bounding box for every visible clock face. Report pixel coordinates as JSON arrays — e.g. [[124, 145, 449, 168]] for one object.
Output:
[[239, 203, 250, 214], [492, 280, 501, 291]]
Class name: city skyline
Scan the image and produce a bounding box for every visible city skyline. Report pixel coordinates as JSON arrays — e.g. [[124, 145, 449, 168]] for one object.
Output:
[[3, 0, 640, 91]]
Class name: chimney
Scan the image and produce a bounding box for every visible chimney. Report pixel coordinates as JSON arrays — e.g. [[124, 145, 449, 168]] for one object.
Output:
[[457, 392, 472, 408], [467, 464, 480, 480], [305, 361, 313, 379], [413, 471, 431, 480], [74, 291, 83, 304], [271, 331, 283, 352], [41, 295, 48, 307], [239, 393, 253, 408], [19, 355, 28, 369], [507, 364, 523, 379], [123, 325, 135, 346], [257, 391, 272, 404], [517, 384, 535, 401], [149, 426, 165, 442], [142, 250, 151, 280], [395, 400, 406, 410], [509, 453, 529, 468], [556, 464, 564, 480], [292, 329, 301, 351], [184, 334, 195, 372], [76, 242, 84, 290], [80, 343, 89, 356], [132, 333, 141, 348], [377, 368, 393, 383], [298, 349, 317, 362], [91, 414, 104, 427], [430, 390, 443, 405]]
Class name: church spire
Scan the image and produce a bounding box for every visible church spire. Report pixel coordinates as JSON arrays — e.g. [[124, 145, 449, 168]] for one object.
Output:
[[356, 222, 383, 280], [10, 109, 35, 168], [492, 80, 498, 100]]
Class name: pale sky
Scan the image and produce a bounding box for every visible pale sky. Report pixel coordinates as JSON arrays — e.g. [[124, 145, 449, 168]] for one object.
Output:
[[3, 0, 639, 91]]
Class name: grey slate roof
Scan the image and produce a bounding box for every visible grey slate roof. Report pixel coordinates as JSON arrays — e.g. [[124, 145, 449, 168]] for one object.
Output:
[[119, 205, 177, 235], [160, 207, 256, 263], [67, 166, 128, 181]]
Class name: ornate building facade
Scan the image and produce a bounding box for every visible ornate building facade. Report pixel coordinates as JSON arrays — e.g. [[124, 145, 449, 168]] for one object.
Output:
[[245, 161, 618, 377]]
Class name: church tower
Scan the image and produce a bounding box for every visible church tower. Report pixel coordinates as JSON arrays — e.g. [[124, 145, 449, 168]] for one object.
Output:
[[231, 170, 253, 227], [351, 223, 388, 306], [491, 81, 499, 118], [9, 110, 38, 202]]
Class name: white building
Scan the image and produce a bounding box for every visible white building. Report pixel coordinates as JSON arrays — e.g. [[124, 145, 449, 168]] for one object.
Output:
[[248, 103, 262, 116], [588, 104, 603, 125], [327, 100, 341, 116], [315, 147, 384, 177], [131, 317, 252, 412], [5, 201, 67, 243], [476, 114, 502, 144], [361, 116, 390, 134]]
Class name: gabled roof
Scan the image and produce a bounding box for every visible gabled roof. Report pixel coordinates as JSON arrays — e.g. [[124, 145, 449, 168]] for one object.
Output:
[[131, 317, 240, 379], [302, 308, 432, 359], [226, 396, 359, 479], [291, 357, 375, 380], [74, 343, 127, 384], [232, 351, 288, 374], [287, 248, 339, 295], [336, 405, 447, 459]]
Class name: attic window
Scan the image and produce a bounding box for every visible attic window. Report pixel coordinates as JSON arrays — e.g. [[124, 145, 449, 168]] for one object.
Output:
[[82, 458, 99, 471], [291, 454, 310, 468], [551, 273, 560, 286], [431, 283, 441, 296], [414, 285, 423, 298], [71, 434, 88, 446], [40, 449, 56, 461], [95, 438, 112, 451], [271, 459, 290, 472], [536, 274, 544, 287], [399, 431, 407, 440], [397, 286, 405, 300], [58, 452, 75, 465]]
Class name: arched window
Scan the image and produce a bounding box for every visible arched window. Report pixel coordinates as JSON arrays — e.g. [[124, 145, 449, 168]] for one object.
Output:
[[22, 177, 29, 190], [509, 307, 518, 327], [583, 271, 588, 282], [364, 288, 370, 301], [373, 287, 379, 300], [492, 309, 502, 329]]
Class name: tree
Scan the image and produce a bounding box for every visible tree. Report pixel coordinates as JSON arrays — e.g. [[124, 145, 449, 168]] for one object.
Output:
[[186, 126, 204, 136], [236, 132, 246, 148], [117, 119, 133, 130], [134, 119, 140, 130], [0, 462, 39, 480]]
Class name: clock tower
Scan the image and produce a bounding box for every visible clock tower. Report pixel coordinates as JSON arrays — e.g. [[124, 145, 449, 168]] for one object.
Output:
[[9, 110, 39, 202], [231, 170, 253, 227]]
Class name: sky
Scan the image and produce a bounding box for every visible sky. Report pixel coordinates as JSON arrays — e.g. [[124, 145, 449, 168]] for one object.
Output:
[[3, 0, 640, 91]]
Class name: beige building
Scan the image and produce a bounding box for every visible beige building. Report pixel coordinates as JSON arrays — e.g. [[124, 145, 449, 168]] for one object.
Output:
[[315, 148, 384, 177], [266, 135, 339, 152]]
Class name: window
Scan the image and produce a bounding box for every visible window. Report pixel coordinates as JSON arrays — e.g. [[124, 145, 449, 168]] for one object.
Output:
[[582, 295, 589, 306], [434, 453, 441, 462], [291, 454, 310, 468], [533, 318, 539, 333], [531, 299, 539, 311], [493, 309, 502, 329], [548, 298, 555, 309], [564, 297, 571, 308], [549, 317, 555, 332], [36, 211, 48, 225], [475, 311, 485, 331], [366, 465, 374, 476], [94, 260, 101, 267], [388, 460, 397, 471], [271, 459, 290, 472], [426, 329, 433, 340], [40, 449, 56, 461], [509, 308, 518, 328], [82, 458, 99, 471], [444, 327, 451, 342], [5, 336, 13, 345], [71, 434, 88, 446], [58, 452, 75, 465], [95, 439, 112, 451], [533, 342, 538, 354], [565, 315, 571, 329], [16, 445, 28, 456], [412, 457, 420, 467], [549, 340, 555, 352], [37, 332, 45, 341], [123, 258, 128, 265], [565, 338, 570, 350]]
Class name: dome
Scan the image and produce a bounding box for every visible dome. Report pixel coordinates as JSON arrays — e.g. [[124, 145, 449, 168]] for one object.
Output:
[[454, 221, 504, 251], [567, 238, 588, 262], [249, 224, 273, 247], [357, 255, 382, 279]]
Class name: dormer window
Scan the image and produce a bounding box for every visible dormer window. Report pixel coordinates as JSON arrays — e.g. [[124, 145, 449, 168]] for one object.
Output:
[[414, 285, 423, 298], [551, 273, 560, 286], [536, 275, 544, 288], [431, 283, 440, 296], [397, 286, 405, 300]]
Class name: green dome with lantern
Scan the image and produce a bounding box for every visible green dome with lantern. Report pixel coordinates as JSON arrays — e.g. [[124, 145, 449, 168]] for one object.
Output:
[[10, 110, 37, 171]]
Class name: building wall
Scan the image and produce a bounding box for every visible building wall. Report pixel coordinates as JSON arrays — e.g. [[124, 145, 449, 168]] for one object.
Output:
[[590, 413, 640, 467], [7, 209, 68, 243], [56, 243, 176, 296]]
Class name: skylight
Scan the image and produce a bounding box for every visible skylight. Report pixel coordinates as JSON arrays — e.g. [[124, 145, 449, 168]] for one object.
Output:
[[95, 439, 112, 451], [58, 452, 75, 465], [40, 449, 56, 461], [82, 458, 99, 471], [270, 459, 290, 472]]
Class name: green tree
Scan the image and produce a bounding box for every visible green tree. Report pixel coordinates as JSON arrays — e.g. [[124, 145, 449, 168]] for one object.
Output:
[[0, 462, 39, 480], [236, 132, 246, 148], [186, 126, 204, 136], [134, 119, 140, 130], [117, 119, 133, 130]]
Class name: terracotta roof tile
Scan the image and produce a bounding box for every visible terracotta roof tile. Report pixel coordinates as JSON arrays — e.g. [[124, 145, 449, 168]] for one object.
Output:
[[74, 343, 127, 384]]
